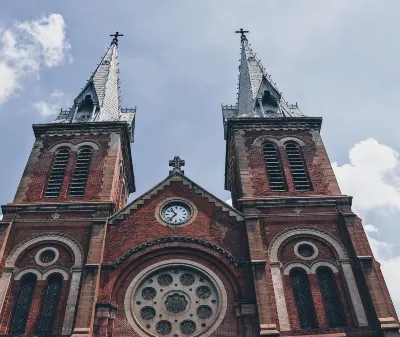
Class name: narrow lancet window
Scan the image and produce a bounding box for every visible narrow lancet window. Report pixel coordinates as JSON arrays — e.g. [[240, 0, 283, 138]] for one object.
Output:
[[317, 269, 346, 328], [69, 146, 93, 197], [291, 269, 317, 329], [263, 142, 287, 191], [285, 142, 311, 191], [44, 148, 70, 198], [37, 274, 63, 335], [10, 274, 37, 334]]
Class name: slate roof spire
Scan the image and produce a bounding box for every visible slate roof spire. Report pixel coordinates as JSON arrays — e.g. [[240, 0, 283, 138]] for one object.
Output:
[[54, 33, 136, 141], [222, 30, 305, 121]]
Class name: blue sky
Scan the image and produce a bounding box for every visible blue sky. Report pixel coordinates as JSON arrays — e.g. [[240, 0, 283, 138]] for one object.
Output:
[[1, 0, 400, 311]]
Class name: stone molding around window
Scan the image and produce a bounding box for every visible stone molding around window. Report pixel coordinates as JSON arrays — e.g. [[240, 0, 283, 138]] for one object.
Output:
[[35, 247, 60, 267], [283, 260, 339, 276], [124, 259, 228, 337], [294, 241, 319, 260], [14, 267, 69, 281], [48, 141, 99, 153]]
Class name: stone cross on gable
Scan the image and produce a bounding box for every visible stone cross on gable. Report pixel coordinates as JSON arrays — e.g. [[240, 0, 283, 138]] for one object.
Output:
[[169, 156, 185, 175]]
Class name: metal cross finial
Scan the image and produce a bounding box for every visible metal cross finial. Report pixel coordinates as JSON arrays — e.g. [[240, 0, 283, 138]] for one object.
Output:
[[235, 28, 249, 42], [169, 156, 185, 175], [110, 31, 124, 46]]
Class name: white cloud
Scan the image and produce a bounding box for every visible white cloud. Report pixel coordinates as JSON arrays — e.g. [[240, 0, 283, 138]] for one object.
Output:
[[33, 90, 68, 117], [333, 138, 400, 309], [332, 138, 400, 214], [0, 14, 70, 105]]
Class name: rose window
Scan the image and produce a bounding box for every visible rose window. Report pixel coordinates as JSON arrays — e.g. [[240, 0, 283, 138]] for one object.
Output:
[[131, 265, 224, 336], [39, 250, 56, 264]]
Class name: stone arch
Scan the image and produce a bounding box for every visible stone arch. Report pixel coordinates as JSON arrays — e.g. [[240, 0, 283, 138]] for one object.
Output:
[[268, 227, 348, 262], [252, 136, 280, 147], [42, 267, 69, 281], [283, 262, 311, 275], [1, 233, 84, 335], [14, 268, 42, 280], [6, 233, 83, 268], [310, 260, 339, 274], [280, 137, 306, 146], [76, 141, 99, 151], [48, 142, 74, 153], [268, 227, 368, 330]]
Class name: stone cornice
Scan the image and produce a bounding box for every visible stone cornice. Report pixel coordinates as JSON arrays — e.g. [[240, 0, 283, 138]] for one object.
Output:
[[238, 195, 353, 208], [1, 201, 115, 215], [225, 116, 323, 140]]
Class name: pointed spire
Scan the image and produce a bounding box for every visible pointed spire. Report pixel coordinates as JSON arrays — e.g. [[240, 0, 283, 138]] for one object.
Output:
[[54, 32, 132, 124], [235, 30, 305, 118]]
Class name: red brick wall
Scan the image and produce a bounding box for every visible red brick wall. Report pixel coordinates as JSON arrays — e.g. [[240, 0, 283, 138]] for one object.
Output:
[[229, 129, 341, 202], [99, 180, 257, 336]]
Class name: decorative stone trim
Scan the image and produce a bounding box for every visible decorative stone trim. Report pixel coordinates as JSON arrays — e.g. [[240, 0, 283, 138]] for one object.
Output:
[[14, 267, 42, 280], [294, 241, 318, 260], [283, 262, 311, 275], [268, 227, 348, 262], [154, 197, 198, 228], [48, 140, 99, 152], [252, 135, 306, 147], [234, 302, 257, 316], [35, 247, 60, 266], [102, 237, 250, 269], [310, 261, 339, 274], [6, 233, 84, 268], [124, 259, 228, 337], [109, 173, 244, 224], [42, 267, 69, 280], [283, 260, 339, 275]]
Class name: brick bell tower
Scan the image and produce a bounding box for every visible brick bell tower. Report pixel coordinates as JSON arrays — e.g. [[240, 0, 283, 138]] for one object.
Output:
[[0, 33, 135, 336], [223, 29, 400, 336]]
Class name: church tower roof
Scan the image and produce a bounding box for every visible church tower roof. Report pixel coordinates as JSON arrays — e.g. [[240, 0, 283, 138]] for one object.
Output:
[[222, 29, 305, 122], [53, 32, 136, 141]]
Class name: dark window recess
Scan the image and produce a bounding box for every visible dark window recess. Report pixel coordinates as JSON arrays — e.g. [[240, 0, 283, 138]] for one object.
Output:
[[317, 269, 346, 328], [10, 274, 37, 334], [44, 148, 70, 198], [291, 269, 317, 329], [37, 275, 63, 335], [263, 142, 287, 192], [285, 142, 311, 191], [69, 147, 93, 197]]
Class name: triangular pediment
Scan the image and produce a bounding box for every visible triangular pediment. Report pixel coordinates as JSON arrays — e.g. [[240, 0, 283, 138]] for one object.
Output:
[[109, 172, 244, 224]]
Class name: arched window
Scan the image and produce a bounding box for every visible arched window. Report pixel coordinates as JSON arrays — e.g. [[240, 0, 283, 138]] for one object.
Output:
[[37, 274, 63, 335], [10, 274, 37, 334], [263, 142, 287, 191], [290, 269, 317, 329], [316, 269, 346, 328], [284, 142, 311, 191], [69, 147, 93, 197], [45, 148, 70, 198]]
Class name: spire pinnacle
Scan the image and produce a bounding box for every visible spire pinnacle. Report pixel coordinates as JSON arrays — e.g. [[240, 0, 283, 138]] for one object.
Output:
[[110, 31, 124, 46], [235, 28, 249, 42]]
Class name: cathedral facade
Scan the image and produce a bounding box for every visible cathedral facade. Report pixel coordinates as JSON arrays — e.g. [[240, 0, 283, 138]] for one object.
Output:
[[0, 31, 398, 337]]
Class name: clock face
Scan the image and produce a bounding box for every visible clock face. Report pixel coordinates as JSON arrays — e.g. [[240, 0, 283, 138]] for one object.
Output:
[[161, 202, 191, 225]]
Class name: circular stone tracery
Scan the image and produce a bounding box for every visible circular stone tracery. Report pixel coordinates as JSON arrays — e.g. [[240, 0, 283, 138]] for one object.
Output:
[[131, 264, 224, 337]]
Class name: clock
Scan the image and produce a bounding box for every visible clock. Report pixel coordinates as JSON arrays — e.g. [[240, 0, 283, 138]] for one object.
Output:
[[161, 202, 191, 225]]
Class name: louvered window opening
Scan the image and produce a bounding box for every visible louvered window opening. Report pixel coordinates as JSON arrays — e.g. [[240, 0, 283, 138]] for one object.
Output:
[[291, 270, 317, 329], [10, 274, 37, 334], [263, 142, 287, 192], [44, 148, 70, 198], [37, 275, 63, 335], [69, 147, 92, 197], [317, 269, 346, 328], [285, 142, 311, 191]]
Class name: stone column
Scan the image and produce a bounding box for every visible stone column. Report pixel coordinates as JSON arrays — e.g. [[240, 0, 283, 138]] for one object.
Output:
[[270, 263, 290, 331], [71, 221, 107, 337], [62, 269, 83, 335]]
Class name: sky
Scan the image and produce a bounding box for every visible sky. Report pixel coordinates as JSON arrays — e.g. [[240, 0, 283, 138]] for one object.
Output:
[[1, 0, 400, 313]]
